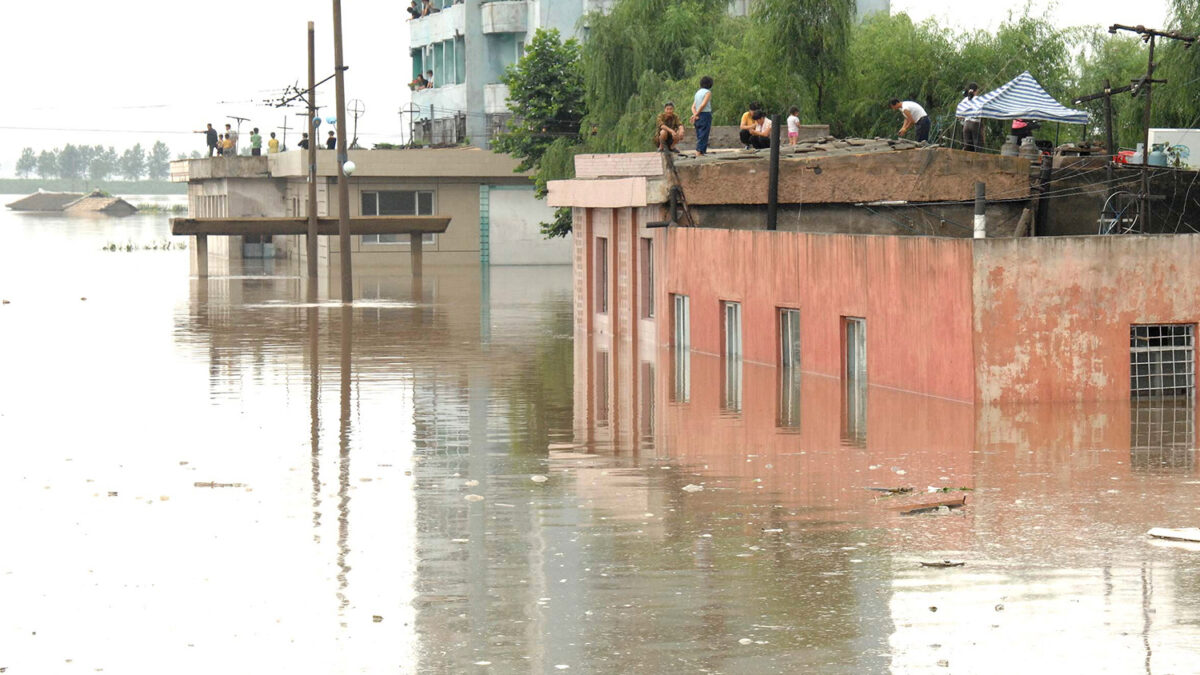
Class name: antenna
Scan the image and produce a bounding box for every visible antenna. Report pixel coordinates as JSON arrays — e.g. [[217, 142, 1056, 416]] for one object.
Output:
[[279, 116, 292, 151], [226, 115, 250, 153], [349, 99, 365, 149]]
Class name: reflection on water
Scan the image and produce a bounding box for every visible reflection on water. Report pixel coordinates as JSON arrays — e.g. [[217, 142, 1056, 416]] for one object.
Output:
[[1, 201, 1199, 673]]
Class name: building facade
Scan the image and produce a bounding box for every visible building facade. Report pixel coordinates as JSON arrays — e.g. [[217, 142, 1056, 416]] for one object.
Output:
[[170, 148, 572, 273], [409, 0, 890, 148], [549, 149, 1200, 405]]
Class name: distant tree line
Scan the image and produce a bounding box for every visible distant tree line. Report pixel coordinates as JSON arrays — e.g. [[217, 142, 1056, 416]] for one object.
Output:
[[12, 141, 184, 181]]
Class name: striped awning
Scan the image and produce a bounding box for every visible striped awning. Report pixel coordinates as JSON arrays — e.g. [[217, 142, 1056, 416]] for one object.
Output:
[[956, 71, 1089, 124]]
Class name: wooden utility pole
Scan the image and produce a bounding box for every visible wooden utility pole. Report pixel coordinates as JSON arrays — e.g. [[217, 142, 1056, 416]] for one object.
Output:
[[307, 21, 319, 279], [1109, 23, 1198, 232], [332, 0, 352, 302]]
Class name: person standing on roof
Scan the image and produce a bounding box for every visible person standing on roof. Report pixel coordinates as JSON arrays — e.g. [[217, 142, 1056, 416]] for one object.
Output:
[[298, 133, 310, 150], [250, 128, 263, 156], [268, 132, 281, 154], [786, 107, 801, 146], [890, 98, 929, 143], [959, 83, 984, 152], [690, 75, 713, 156], [225, 123, 239, 155], [195, 123, 219, 156], [326, 131, 337, 150]]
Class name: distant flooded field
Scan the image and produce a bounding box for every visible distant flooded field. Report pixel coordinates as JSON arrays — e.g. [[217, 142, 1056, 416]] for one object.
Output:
[[1, 198, 1198, 674]]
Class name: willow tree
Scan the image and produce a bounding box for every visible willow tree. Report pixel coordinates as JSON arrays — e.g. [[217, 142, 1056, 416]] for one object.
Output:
[[1153, 0, 1200, 129], [752, 0, 854, 119], [581, 0, 729, 138]]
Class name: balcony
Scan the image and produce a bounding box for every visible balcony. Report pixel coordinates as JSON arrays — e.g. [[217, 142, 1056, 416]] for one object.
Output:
[[481, 0, 528, 34], [409, 1, 465, 49]]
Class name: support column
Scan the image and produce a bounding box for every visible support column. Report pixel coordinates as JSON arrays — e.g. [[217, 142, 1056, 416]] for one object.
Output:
[[973, 182, 986, 239], [410, 232, 424, 278], [196, 234, 209, 277]]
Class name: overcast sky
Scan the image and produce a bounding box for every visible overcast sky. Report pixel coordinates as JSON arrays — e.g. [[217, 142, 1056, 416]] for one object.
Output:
[[0, 0, 1170, 176]]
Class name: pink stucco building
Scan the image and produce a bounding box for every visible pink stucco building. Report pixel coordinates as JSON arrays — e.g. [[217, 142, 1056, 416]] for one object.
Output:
[[550, 148, 1200, 405]]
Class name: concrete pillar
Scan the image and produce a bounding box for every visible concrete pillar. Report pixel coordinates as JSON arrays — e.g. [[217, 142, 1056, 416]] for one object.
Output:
[[464, 0, 487, 147], [410, 232, 424, 278], [196, 235, 209, 277]]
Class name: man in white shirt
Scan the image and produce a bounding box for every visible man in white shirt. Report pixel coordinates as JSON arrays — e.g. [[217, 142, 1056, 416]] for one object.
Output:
[[890, 98, 929, 143]]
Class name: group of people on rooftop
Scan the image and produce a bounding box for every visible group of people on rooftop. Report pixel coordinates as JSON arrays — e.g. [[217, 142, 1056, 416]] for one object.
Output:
[[194, 123, 336, 157], [652, 76, 1017, 156], [406, 0, 463, 19]]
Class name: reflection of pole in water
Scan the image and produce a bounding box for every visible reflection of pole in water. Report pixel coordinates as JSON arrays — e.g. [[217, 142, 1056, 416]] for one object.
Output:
[[308, 279, 323, 541], [336, 303, 353, 610]]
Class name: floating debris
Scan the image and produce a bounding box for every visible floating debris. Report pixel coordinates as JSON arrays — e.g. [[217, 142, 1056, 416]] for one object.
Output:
[[920, 560, 965, 568], [372, 615, 383, 623], [193, 481, 246, 489], [865, 486, 914, 495], [1147, 527, 1200, 543], [738, 638, 753, 645], [464, 494, 485, 502], [464, 479, 479, 487], [682, 484, 704, 493], [530, 475, 549, 483]]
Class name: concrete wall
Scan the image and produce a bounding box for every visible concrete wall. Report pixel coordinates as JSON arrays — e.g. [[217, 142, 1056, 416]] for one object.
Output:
[[972, 235, 1200, 403], [487, 186, 573, 264], [657, 227, 977, 402], [342, 179, 482, 267]]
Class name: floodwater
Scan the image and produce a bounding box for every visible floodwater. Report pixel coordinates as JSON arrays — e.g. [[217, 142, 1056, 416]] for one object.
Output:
[[1, 196, 1199, 674]]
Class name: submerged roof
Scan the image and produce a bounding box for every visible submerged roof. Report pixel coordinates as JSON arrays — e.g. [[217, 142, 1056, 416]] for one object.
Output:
[[5, 190, 85, 211], [956, 71, 1089, 124], [62, 192, 138, 216]]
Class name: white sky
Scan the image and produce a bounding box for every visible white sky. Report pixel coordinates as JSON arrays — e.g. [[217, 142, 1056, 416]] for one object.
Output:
[[0, 0, 1171, 176]]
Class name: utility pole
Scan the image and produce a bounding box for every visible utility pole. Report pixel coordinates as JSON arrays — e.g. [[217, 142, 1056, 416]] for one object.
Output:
[[307, 21, 320, 280], [766, 112, 781, 230], [1109, 23, 1198, 232], [1074, 79, 1133, 230], [332, 0, 353, 303]]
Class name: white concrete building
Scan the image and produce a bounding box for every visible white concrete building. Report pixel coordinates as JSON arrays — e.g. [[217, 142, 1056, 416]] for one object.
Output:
[[170, 148, 572, 269]]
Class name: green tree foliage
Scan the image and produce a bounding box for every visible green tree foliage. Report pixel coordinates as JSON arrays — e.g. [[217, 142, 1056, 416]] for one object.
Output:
[[57, 144, 85, 180], [147, 141, 171, 180], [89, 146, 117, 181], [36, 150, 58, 178], [753, 0, 854, 118], [1073, 32, 1150, 149], [119, 144, 146, 181], [1148, 1, 1200, 129], [493, 28, 587, 238], [493, 29, 585, 179], [15, 148, 36, 178]]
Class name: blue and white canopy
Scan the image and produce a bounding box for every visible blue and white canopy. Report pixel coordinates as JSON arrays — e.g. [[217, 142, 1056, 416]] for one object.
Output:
[[956, 71, 1089, 124]]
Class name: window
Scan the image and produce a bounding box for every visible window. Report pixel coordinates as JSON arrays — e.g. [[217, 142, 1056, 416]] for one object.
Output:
[[640, 361, 655, 439], [433, 42, 445, 87], [595, 237, 608, 314], [595, 349, 610, 427], [672, 294, 689, 348], [360, 190, 436, 245], [1131, 324, 1195, 399], [411, 49, 423, 81], [778, 309, 801, 429], [1131, 398, 1195, 473], [640, 237, 654, 318], [842, 317, 867, 447], [454, 37, 466, 85], [671, 294, 690, 403], [723, 301, 742, 412], [779, 308, 800, 369]]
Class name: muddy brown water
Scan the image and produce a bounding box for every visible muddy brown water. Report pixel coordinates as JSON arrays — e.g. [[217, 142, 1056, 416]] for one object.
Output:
[[1, 199, 1198, 674]]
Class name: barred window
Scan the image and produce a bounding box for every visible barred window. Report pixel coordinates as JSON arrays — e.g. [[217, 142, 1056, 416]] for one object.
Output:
[[1131, 324, 1194, 399]]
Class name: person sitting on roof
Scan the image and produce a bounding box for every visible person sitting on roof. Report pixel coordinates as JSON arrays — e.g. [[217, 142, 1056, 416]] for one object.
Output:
[[738, 101, 762, 149], [746, 110, 772, 150], [654, 102, 685, 154], [421, 0, 439, 16], [407, 0, 421, 19]]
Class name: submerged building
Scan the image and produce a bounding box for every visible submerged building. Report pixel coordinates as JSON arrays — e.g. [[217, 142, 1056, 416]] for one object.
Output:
[[549, 145, 1200, 405], [169, 148, 571, 272]]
